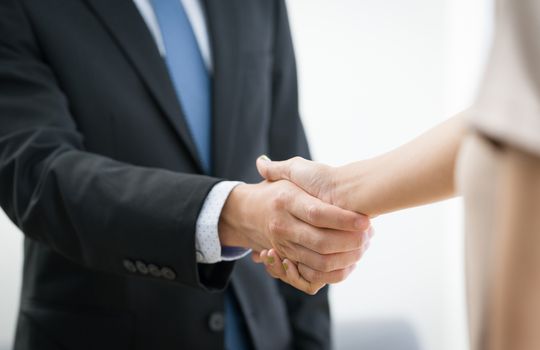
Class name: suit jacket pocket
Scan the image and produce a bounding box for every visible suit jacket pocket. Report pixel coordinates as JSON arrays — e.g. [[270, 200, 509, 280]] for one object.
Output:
[[18, 300, 133, 350]]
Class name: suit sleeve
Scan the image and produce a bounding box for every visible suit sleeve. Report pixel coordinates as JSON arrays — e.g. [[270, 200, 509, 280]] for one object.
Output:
[[269, 1, 332, 349], [0, 0, 233, 292]]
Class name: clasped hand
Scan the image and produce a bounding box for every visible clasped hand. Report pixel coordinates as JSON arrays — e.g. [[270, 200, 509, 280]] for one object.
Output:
[[255, 156, 374, 294], [218, 156, 372, 295]]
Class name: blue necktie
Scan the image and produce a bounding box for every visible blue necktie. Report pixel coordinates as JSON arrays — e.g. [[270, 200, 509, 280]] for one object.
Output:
[[150, 1, 248, 349], [151, 0, 211, 173]]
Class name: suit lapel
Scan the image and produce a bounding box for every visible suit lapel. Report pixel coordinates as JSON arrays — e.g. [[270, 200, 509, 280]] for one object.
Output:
[[84, 0, 204, 172], [204, 0, 243, 177]]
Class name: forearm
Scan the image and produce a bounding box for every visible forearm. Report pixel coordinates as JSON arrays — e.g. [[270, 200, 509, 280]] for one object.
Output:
[[333, 114, 466, 216], [0, 136, 223, 288], [489, 146, 540, 350]]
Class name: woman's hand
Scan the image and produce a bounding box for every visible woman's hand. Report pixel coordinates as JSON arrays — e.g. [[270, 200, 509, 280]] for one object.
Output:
[[255, 155, 364, 216], [256, 155, 340, 209], [256, 116, 465, 218]]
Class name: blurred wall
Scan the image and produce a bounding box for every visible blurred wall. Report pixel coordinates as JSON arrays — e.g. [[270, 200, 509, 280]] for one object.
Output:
[[286, 0, 491, 349], [0, 0, 493, 349], [0, 211, 21, 350]]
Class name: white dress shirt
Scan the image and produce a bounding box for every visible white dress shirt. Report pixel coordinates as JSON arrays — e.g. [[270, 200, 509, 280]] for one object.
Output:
[[133, 0, 249, 264]]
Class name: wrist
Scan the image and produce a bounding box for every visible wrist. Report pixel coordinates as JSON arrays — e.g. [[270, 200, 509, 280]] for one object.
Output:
[[218, 184, 254, 248], [333, 160, 374, 216]]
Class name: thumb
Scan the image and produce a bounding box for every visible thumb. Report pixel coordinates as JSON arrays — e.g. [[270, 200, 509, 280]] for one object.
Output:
[[251, 251, 264, 263], [256, 155, 292, 181]]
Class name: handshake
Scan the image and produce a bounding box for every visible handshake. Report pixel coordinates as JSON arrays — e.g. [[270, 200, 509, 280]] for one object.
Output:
[[219, 155, 373, 295]]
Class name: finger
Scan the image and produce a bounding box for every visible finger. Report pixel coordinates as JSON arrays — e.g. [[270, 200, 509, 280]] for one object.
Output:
[[261, 250, 284, 280], [262, 252, 282, 280], [288, 190, 370, 232], [283, 259, 326, 295], [256, 155, 295, 182], [257, 156, 331, 203], [298, 262, 357, 284], [282, 241, 364, 272], [257, 156, 318, 184], [260, 250, 269, 263], [286, 219, 370, 255], [264, 249, 288, 280], [251, 251, 264, 263], [258, 248, 322, 294], [268, 248, 282, 262]]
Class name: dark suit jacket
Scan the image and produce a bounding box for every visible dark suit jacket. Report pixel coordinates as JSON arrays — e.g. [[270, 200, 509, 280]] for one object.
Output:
[[0, 0, 331, 349]]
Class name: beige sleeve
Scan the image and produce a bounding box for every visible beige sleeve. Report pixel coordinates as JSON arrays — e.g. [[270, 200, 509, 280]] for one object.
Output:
[[469, 0, 540, 156]]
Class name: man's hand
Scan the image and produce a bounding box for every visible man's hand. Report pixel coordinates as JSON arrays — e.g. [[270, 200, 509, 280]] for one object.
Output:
[[254, 225, 373, 295], [219, 179, 370, 287]]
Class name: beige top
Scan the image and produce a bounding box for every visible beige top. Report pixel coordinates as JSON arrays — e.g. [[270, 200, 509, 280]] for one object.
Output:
[[470, 0, 540, 156]]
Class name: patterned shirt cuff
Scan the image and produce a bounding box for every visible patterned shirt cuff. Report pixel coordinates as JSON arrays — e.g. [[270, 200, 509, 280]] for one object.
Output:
[[221, 247, 252, 262], [194, 181, 250, 264]]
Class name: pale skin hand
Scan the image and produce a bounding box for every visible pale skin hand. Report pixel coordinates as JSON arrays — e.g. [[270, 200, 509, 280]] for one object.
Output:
[[218, 180, 371, 286], [256, 114, 466, 217], [253, 129, 540, 344], [254, 114, 466, 293]]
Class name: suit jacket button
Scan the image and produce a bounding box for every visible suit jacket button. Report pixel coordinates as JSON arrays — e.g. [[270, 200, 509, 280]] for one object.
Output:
[[136, 261, 149, 275], [148, 264, 161, 277], [161, 267, 176, 280], [123, 259, 137, 273], [208, 312, 225, 332]]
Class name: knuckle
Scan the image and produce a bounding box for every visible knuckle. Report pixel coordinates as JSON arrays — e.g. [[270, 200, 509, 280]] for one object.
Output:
[[318, 164, 331, 177], [343, 213, 359, 230], [271, 191, 288, 210], [306, 271, 323, 285], [276, 243, 290, 257], [317, 272, 328, 284], [299, 265, 316, 281], [291, 156, 304, 164], [336, 268, 349, 282], [268, 218, 285, 235], [334, 211, 350, 225], [306, 204, 320, 223]]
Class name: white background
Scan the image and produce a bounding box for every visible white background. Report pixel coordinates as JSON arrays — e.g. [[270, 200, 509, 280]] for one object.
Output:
[[0, 0, 493, 349]]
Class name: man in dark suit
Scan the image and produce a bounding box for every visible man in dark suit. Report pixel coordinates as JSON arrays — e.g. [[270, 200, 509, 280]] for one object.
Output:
[[0, 0, 370, 349]]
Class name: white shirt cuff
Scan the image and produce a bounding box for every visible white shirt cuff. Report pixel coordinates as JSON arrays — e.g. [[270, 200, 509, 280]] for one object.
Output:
[[194, 181, 251, 264]]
